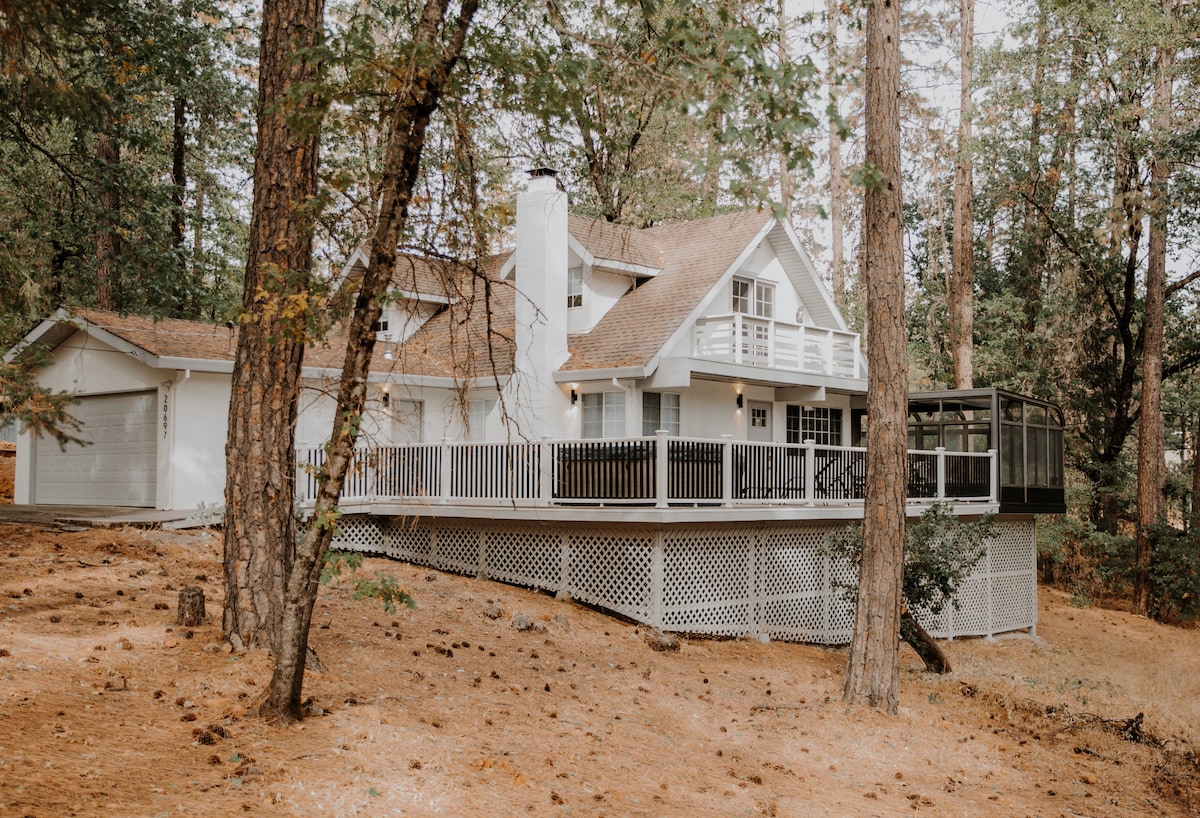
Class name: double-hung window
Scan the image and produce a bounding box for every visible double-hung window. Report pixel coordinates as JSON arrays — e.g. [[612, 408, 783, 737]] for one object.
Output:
[[467, 398, 497, 442], [642, 392, 680, 436], [582, 392, 625, 438], [567, 265, 583, 308]]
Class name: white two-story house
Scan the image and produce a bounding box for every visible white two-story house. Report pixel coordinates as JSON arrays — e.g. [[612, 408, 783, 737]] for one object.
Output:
[[7, 169, 1061, 645]]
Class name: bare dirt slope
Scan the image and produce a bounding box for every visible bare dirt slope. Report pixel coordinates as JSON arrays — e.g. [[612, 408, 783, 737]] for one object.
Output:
[[0, 516, 1197, 814]]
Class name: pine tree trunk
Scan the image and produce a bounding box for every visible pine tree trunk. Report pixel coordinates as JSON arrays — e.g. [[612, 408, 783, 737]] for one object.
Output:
[[257, 0, 478, 722], [172, 96, 187, 253], [95, 132, 120, 311], [844, 0, 906, 716], [1133, 20, 1173, 617], [222, 0, 322, 694], [949, 0, 974, 389], [777, 0, 792, 213], [1191, 412, 1200, 533], [826, 0, 845, 298]]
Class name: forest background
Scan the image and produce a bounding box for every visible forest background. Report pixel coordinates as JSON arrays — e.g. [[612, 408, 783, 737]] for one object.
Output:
[[1, 0, 1199, 623]]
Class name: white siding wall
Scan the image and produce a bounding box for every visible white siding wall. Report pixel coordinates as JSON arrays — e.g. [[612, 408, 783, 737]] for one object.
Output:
[[567, 263, 634, 335], [166, 372, 230, 510]]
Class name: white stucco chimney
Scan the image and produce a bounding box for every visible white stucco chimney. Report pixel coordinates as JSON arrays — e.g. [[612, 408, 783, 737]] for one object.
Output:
[[512, 168, 570, 434]]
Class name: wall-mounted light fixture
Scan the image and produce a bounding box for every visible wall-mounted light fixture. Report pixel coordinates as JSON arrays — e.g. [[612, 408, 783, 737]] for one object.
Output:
[[383, 332, 394, 360], [570, 388, 578, 405], [381, 382, 391, 407], [736, 393, 744, 410]]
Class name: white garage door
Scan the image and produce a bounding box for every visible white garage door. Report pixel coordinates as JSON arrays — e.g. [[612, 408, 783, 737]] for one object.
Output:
[[34, 391, 158, 506]]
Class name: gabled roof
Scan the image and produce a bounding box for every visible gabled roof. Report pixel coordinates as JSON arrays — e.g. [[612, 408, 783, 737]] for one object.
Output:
[[567, 215, 663, 276], [7, 308, 240, 371], [10, 206, 835, 389], [372, 255, 515, 381], [336, 248, 470, 306], [563, 210, 773, 371], [8, 307, 413, 379]]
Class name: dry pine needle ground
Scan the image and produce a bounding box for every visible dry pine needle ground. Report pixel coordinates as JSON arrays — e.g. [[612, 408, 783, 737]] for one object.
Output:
[[0, 514, 1197, 817]]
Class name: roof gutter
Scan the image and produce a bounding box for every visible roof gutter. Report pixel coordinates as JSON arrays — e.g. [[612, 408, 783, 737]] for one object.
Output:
[[553, 366, 649, 384]]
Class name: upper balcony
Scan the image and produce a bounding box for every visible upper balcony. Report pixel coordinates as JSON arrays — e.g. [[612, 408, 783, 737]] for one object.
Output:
[[693, 314, 865, 381]]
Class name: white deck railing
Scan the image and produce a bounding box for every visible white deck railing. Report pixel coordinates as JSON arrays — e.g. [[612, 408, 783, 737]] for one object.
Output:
[[693, 314, 865, 380], [297, 433, 997, 509]]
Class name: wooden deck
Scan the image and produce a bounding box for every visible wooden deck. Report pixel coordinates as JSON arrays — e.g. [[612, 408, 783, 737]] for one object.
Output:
[[298, 434, 998, 515]]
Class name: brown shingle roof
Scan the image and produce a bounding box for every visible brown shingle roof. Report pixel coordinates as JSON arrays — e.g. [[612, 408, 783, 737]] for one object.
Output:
[[562, 210, 772, 371], [74, 309, 239, 362], [65, 209, 772, 380], [568, 215, 662, 270], [384, 257, 516, 380], [389, 254, 469, 297]]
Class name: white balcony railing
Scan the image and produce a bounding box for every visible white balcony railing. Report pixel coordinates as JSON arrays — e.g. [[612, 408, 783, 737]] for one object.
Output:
[[693, 314, 865, 379], [298, 433, 997, 509]]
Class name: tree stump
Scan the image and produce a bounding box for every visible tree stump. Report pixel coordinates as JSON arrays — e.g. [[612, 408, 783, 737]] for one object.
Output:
[[176, 586, 206, 626]]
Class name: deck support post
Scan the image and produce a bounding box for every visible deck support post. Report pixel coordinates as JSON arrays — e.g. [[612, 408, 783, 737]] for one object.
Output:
[[935, 446, 947, 499], [649, 529, 665, 629]]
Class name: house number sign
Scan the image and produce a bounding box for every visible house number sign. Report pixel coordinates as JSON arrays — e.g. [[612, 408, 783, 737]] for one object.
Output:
[[162, 392, 169, 439]]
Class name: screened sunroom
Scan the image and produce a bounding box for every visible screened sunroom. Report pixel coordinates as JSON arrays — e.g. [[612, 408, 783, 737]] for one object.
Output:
[[906, 388, 1066, 514]]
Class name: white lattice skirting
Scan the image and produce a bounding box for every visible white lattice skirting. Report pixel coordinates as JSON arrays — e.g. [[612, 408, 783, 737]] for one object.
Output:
[[329, 516, 1037, 644]]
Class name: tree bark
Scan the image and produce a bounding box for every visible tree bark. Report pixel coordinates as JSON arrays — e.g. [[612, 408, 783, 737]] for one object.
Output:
[[826, 0, 846, 298], [777, 0, 792, 213], [172, 96, 187, 253], [1191, 411, 1200, 533], [949, 0, 974, 389], [95, 131, 120, 311], [222, 0, 323, 682], [900, 609, 950, 673], [176, 586, 206, 627], [1133, 11, 1174, 616], [257, 0, 478, 723], [844, 0, 906, 715]]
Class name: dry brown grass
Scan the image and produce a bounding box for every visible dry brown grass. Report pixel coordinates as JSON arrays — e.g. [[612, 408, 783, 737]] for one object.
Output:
[[0, 520, 1197, 817]]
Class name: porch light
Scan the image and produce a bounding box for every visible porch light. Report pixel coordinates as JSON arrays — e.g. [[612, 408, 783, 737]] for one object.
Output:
[[736, 393, 744, 410], [570, 388, 578, 405], [381, 382, 390, 407]]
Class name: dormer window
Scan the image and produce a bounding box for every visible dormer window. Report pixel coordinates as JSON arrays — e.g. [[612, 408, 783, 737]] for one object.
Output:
[[732, 277, 773, 319], [567, 265, 583, 308]]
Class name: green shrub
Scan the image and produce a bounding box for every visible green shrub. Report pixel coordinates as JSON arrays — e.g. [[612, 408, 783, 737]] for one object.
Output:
[[823, 503, 994, 617], [1146, 525, 1200, 623]]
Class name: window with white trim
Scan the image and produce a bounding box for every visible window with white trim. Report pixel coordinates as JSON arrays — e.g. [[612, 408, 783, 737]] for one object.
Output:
[[467, 398, 497, 441], [567, 265, 583, 308], [786, 406, 843, 446], [582, 392, 625, 438], [732, 277, 774, 319], [642, 392, 680, 436]]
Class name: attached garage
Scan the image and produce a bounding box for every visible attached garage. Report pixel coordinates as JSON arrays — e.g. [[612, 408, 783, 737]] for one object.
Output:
[[32, 391, 158, 507]]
